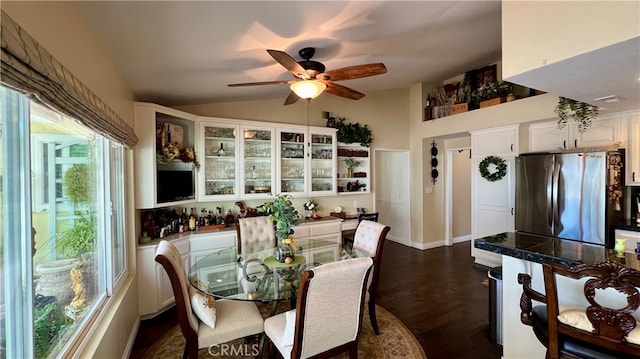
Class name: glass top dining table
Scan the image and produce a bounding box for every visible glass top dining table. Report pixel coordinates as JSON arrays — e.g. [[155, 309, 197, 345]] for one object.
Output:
[[188, 238, 357, 305]]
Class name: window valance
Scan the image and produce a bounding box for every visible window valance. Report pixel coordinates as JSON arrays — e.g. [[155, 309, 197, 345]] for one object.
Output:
[[0, 11, 138, 148]]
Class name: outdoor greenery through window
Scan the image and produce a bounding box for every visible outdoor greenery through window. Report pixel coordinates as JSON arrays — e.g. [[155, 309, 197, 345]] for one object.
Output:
[[1, 85, 127, 358]]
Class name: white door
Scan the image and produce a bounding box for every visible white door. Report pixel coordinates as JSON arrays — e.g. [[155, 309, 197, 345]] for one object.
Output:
[[374, 150, 411, 246]]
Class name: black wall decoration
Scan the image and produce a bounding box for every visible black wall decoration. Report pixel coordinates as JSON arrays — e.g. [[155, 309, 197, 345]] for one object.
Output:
[[430, 141, 438, 184]]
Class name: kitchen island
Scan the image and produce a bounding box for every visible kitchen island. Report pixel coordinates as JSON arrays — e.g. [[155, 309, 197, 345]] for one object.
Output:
[[475, 232, 640, 359]]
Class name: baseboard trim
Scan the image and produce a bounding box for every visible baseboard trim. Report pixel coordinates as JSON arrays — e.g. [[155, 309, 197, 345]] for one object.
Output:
[[412, 240, 445, 250], [123, 317, 141, 359], [453, 235, 471, 244]]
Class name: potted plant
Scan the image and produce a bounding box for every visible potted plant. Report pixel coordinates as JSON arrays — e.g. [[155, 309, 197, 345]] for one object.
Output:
[[555, 96, 598, 133], [344, 158, 362, 178], [261, 195, 302, 263], [335, 118, 373, 147], [56, 164, 95, 260], [37, 164, 96, 309]]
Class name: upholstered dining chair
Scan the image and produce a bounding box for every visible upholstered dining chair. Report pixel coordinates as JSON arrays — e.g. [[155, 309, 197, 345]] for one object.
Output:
[[264, 257, 374, 359], [352, 220, 390, 335], [342, 212, 379, 250], [518, 261, 640, 359], [236, 216, 277, 256], [155, 240, 265, 358]]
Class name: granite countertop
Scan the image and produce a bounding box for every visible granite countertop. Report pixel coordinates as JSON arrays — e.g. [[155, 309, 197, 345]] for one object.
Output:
[[613, 219, 640, 232], [475, 232, 640, 271]]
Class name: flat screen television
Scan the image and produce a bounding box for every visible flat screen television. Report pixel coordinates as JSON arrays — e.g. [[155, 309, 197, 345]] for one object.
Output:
[[156, 170, 195, 203]]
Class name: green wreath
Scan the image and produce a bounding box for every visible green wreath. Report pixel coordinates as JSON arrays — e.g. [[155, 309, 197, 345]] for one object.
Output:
[[479, 155, 507, 182]]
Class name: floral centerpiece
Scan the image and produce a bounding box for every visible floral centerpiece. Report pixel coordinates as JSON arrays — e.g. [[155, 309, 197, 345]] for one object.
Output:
[[303, 198, 318, 218], [179, 147, 200, 169], [157, 142, 200, 169]]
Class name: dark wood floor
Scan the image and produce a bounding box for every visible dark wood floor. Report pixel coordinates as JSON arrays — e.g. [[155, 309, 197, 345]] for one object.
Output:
[[129, 240, 502, 359]]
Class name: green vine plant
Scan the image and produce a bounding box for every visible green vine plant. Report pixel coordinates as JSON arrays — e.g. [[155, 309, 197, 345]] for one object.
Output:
[[335, 118, 373, 147], [259, 194, 302, 240], [555, 96, 598, 134], [58, 164, 95, 259]]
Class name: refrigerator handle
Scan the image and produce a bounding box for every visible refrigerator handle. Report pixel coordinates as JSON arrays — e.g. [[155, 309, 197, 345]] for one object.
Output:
[[563, 140, 566, 149], [551, 159, 561, 234]]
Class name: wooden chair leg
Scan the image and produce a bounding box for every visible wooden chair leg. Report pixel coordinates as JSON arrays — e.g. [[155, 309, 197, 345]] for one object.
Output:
[[348, 342, 358, 359], [368, 297, 379, 335]]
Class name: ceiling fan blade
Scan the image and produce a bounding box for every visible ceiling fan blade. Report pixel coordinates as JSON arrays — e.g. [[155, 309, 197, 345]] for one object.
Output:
[[284, 92, 300, 105], [267, 49, 310, 79], [227, 80, 296, 87], [317, 63, 387, 82], [325, 82, 365, 100]]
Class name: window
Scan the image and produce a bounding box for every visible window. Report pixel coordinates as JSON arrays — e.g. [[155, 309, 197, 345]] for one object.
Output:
[[1, 86, 127, 358]]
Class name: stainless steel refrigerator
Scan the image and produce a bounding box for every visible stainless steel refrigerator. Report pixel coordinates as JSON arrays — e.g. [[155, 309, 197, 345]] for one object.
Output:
[[515, 151, 625, 246]]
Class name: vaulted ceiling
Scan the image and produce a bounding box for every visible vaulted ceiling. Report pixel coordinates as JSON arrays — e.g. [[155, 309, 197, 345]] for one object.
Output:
[[76, 1, 502, 106]]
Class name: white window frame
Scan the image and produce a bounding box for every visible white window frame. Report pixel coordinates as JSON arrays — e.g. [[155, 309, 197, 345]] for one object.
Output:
[[1, 86, 128, 358]]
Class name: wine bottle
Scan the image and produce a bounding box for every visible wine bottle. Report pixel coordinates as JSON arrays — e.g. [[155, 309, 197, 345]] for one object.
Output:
[[424, 94, 432, 121], [217, 143, 225, 156], [188, 208, 197, 231], [224, 210, 235, 227], [179, 208, 188, 232]]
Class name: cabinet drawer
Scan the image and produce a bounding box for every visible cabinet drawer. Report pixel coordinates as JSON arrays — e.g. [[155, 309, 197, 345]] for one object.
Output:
[[310, 222, 342, 236], [190, 232, 236, 251], [292, 225, 310, 238]]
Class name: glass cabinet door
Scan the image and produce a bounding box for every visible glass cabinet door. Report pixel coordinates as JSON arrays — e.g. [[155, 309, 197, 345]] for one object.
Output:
[[278, 129, 306, 196], [241, 126, 274, 197], [201, 123, 238, 199], [310, 131, 336, 195]]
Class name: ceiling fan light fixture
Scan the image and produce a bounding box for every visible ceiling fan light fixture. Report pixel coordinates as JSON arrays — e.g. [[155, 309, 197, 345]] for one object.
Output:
[[290, 80, 326, 99]]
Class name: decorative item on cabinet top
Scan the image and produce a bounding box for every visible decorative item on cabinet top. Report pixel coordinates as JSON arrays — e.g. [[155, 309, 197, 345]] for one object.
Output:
[[156, 121, 199, 169], [333, 118, 372, 147], [554, 96, 598, 134]]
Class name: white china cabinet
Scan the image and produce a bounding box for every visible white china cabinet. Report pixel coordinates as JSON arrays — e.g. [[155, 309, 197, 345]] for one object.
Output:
[[276, 125, 336, 197], [240, 125, 276, 197], [198, 121, 239, 200]]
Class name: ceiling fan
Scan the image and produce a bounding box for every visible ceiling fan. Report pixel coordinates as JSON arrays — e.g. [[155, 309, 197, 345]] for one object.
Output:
[[228, 47, 387, 105]]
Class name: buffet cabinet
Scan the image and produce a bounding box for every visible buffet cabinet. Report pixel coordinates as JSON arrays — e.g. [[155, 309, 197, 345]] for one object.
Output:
[[137, 230, 236, 318], [136, 219, 342, 318]]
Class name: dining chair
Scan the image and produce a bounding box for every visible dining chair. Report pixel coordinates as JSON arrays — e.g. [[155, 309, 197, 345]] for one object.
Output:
[[236, 216, 277, 256], [264, 257, 374, 359], [342, 212, 379, 250], [518, 261, 640, 359], [352, 220, 390, 335], [155, 240, 265, 358]]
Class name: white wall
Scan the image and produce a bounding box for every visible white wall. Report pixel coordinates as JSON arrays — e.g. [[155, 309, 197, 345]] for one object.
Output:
[[502, 1, 639, 78]]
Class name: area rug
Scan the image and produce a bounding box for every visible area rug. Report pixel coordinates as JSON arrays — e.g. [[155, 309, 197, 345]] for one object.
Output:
[[144, 304, 426, 358]]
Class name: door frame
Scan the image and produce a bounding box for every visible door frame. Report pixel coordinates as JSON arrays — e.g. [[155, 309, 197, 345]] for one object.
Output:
[[444, 146, 471, 246]]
